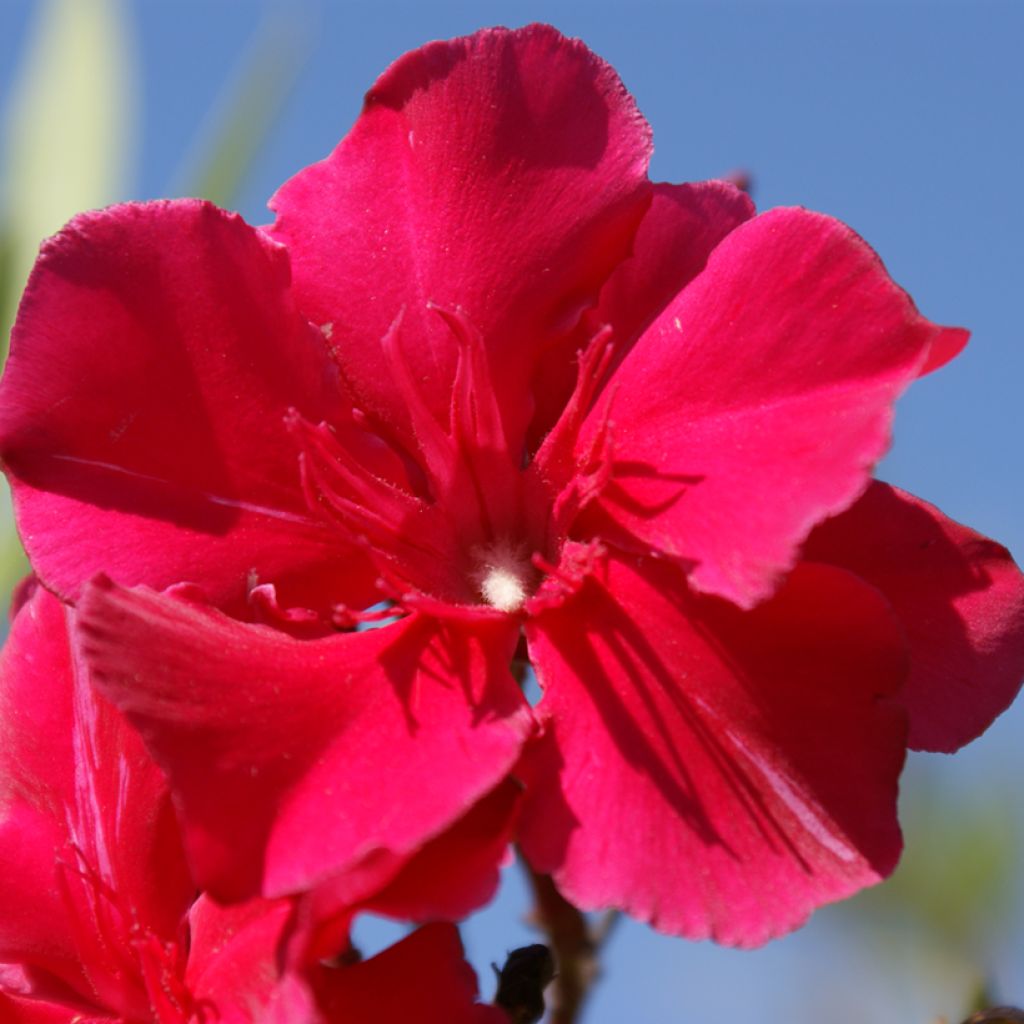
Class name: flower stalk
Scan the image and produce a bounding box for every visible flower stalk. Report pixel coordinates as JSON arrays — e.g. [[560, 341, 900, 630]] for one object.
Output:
[[523, 861, 621, 1024]]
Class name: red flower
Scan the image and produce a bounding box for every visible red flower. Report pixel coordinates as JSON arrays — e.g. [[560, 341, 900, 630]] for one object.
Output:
[[1, 25, 1022, 945], [0, 584, 503, 1024]]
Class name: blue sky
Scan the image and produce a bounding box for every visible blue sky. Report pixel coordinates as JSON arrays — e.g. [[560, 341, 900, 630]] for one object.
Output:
[[2, 2, 1022, 1021]]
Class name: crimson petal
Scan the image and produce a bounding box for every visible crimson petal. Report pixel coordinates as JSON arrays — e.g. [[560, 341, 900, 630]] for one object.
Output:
[[588, 179, 756, 355], [0, 200, 372, 611], [804, 481, 1024, 751], [268, 24, 652, 446], [0, 588, 86, 987], [581, 207, 969, 609], [76, 578, 533, 903], [308, 923, 504, 1024], [285, 779, 521, 969], [364, 778, 519, 922], [185, 897, 295, 1023], [0, 584, 192, 1014], [520, 553, 908, 946], [528, 179, 755, 448], [0, 989, 103, 1024]]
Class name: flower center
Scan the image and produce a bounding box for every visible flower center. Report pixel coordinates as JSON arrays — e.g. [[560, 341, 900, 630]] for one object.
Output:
[[286, 308, 616, 624], [472, 541, 537, 613]]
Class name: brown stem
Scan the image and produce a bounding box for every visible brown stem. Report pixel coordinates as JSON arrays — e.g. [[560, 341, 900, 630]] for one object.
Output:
[[522, 860, 619, 1024], [962, 1010, 1024, 1024]]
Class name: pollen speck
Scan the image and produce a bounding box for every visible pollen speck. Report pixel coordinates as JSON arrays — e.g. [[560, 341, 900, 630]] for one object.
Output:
[[320, 322, 334, 339]]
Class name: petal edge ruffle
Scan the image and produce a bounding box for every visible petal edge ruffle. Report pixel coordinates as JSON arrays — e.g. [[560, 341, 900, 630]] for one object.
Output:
[[804, 481, 1024, 752], [580, 207, 968, 609]]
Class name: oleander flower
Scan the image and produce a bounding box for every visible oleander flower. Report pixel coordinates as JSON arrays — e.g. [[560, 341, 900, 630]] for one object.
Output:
[[1, 24, 1022, 946], [0, 583, 504, 1024]]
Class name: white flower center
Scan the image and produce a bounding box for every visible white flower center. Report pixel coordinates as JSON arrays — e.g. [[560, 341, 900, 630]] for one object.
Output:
[[480, 566, 528, 612], [473, 541, 534, 613]]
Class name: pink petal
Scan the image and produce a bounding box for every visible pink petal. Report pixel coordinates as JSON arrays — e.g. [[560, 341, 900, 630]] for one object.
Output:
[[0, 585, 192, 1012], [580, 207, 969, 609], [268, 24, 652, 446], [185, 896, 294, 1024], [286, 779, 520, 968], [804, 481, 1024, 752], [528, 179, 755, 448], [520, 553, 908, 946], [190, 898, 504, 1024], [365, 778, 519, 921], [76, 578, 533, 903], [918, 321, 968, 375], [0, 200, 372, 611], [0, 963, 113, 1023], [0, 989, 105, 1024], [308, 923, 504, 1024], [588, 179, 756, 352], [0, 588, 83, 982]]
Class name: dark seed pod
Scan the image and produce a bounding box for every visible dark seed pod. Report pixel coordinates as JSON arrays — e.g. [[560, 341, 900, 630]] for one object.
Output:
[[493, 943, 556, 1024]]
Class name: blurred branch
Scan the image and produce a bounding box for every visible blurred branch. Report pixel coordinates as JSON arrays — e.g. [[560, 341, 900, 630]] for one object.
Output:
[[522, 860, 620, 1024], [839, 764, 1017, 954], [962, 1008, 1024, 1024]]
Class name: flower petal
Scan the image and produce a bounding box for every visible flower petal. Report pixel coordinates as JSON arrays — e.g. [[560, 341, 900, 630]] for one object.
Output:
[[804, 481, 1024, 752], [0, 988, 101, 1024], [0, 588, 83, 984], [589, 179, 756, 354], [286, 779, 520, 970], [581, 207, 969, 608], [364, 778, 518, 923], [520, 553, 908, 946], [0, 200, 371, 611], [268, 24, 652, 444], [185, 896, 295, 1024], [0, 584, 191, 1012], [528, 179, 755, 448], [76, 578, 533, 903], [307, 923, 504, 1024]]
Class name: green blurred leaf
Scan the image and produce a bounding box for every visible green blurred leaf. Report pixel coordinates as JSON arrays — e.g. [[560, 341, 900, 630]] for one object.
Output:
[[839, 761, 1018, 954], [1, 0, 136, 350], [0, 477, 29, 607], [176, 10, 309, 208]]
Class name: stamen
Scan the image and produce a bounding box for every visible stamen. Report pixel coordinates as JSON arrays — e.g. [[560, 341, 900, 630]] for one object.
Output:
[[249, 583, 323, 627], [532, 324, 615, 483], [526, 540, 606, 614], [429, 303, 521, 536], [380, 309, 458, 489], [549, 398, 616, 532], [331, 602, 403, 629]]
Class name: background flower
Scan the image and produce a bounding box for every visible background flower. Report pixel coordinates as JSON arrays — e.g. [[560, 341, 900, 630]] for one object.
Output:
[[0, 583, 506, 1024]]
